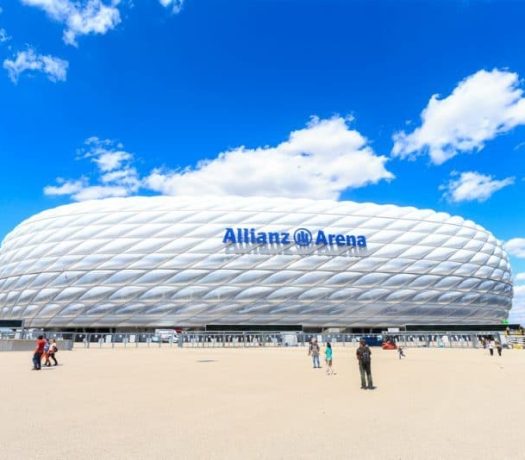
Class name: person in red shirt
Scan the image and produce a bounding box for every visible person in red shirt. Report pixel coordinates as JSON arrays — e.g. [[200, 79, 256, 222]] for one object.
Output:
[[32, 335, 46, 370]]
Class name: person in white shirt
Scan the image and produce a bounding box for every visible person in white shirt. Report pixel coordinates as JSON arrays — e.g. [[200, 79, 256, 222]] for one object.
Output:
[[47, 339, 58, 366], [488, 338, 495, 356]]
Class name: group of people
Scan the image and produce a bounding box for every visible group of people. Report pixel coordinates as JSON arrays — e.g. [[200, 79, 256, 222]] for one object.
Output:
[[32, 335, 59, 370], [482, 337, 503, 356], [308, 338, 375, 389], [308, 339, 336, 376]]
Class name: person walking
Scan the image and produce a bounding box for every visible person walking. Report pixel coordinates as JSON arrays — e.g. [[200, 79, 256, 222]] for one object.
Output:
[[398, 345, 406, 359], [32, 335, 46, 370], [43, 338, 51, 367], [325, 342, 335, 375], [489, 338, 495, 356], [356, 339, 374, 389], [47, 339, 58, 366], [308, 338, 321, 368], [495, 339, 502, 357]]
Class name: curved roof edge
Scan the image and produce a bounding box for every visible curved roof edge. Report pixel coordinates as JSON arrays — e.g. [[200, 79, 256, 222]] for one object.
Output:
[[2, 195, 497, 247]]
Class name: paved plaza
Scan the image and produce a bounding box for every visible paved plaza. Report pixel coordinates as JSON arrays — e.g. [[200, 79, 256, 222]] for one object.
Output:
[[1, 346, 523, 460]]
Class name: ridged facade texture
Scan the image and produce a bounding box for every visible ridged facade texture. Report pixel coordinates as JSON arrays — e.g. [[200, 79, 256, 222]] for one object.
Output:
[[0, 196, 513, 328]]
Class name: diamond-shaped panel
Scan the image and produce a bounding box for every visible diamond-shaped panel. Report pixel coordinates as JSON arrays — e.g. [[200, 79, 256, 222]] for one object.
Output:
[[0, 196, 513, 328]]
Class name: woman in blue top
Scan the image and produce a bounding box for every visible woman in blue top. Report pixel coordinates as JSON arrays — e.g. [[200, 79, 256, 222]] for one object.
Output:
[[325, 342, 335, 375]]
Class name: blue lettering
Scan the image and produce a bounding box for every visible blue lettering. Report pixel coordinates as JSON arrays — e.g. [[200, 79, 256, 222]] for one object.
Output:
[[223, 228, 236, 244], [335, 234, 345, 246], [315, 230, 327, 245], [346, 235, 356, 247], [268, 232, 280, 244], [223, 227, 367, 249]]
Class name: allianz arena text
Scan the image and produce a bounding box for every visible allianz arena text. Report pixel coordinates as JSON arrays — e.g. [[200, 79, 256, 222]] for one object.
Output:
[[0, 196, 513, 328]]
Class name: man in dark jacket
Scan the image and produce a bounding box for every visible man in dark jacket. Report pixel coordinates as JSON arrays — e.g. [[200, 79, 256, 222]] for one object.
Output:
[[356, 339, 374, 389]]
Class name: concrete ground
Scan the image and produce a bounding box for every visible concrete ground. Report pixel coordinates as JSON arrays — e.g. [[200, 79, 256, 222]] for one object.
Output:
[[1, 346, 523, 460]]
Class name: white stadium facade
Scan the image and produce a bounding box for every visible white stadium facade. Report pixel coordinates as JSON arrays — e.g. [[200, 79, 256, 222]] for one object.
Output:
[[0, 196, 513, 330]]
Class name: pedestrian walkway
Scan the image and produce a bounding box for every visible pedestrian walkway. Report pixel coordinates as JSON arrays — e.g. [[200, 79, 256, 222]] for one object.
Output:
[[0, 347, 523, 459]]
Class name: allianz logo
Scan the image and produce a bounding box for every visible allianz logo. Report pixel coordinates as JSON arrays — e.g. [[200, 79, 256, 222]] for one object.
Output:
[[223, 227, 367, 248]]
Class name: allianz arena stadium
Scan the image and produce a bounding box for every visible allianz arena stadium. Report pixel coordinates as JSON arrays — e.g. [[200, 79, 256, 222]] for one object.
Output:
[[0, 196, 513, 329]]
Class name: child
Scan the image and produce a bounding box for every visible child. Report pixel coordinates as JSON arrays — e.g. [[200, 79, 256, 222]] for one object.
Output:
[[325, 342, 335, 375]]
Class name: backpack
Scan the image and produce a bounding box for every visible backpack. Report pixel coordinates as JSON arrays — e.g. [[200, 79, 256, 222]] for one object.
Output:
[[360, 347, 371, 364]]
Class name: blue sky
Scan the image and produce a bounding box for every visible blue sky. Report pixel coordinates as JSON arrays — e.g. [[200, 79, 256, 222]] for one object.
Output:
[[0, 0, 524, 320]]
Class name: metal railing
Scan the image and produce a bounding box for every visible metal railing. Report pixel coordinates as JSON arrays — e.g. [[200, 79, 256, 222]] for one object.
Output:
[[0, 330, 513, 349]]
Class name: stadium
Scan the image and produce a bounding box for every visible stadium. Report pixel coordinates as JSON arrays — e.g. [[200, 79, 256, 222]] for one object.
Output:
[[0, 196, 513, 330]]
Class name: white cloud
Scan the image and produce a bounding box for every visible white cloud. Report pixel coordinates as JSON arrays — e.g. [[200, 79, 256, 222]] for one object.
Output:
[[392, 69, 525, 164], [100, 168, 138, 185], [0, 5, 10, 44], [159, 0, 184, 13], [44, 178, 87, 196], [505, 238, 525, 259], [515, 273, 525, 282], [440, 171, 514, 203], [21, 0, 121, 46], [44, 117, 393, 202], [145, 116, 394, 199], [44, 180, 130, 201], [3, 48, 68, 83], [0, 28, 10, 43], [71, 185, 130, 201], [509, 285, 525, 326], [83, 137, 132, 171], [44, 138, 140, 201], [94, 152, 131, 171]]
